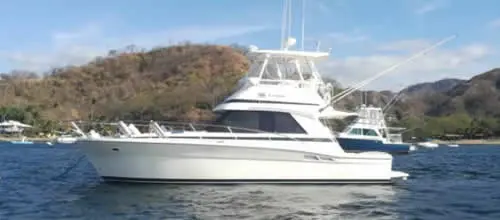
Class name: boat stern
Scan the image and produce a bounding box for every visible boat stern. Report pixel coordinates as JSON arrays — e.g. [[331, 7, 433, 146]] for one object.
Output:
[[390, 170, 409, 181]]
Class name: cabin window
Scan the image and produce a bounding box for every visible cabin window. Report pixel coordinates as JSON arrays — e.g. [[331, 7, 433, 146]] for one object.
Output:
[[214, 111, 260, 132], [263, 62, 280, 80], [362, 129, 378, 137], [348, 128, 362, 135], [247, 61, 263, 77], [210, 110, 306, 134], [299, 60, 314, 80], [273, 111, 306, 133]]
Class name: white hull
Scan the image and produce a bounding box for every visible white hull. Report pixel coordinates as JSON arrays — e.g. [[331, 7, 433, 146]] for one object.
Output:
[[76, 138, 408, 184], [56, 137, 77, 144], [417, 142, 439, 148]]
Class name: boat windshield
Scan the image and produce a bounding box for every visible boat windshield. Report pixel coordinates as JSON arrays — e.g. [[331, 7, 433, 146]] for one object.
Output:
[[246, 56, 317, 82]]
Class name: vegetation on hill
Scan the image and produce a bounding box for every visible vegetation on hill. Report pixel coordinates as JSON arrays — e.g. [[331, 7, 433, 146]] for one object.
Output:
[[0, 42, 499, 140], [0, 43, 249, 134]]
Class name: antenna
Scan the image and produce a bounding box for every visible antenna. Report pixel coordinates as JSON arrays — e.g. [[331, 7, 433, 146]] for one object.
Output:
[[301, 0, 305, 51], [288, 0, 292, 43], [285, 0, 292, 51], [315, 41, 321, 51], [280, 0, 288, 50]]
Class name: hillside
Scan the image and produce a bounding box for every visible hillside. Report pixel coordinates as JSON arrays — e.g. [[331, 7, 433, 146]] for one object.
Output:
[[0, 44, 249, 132], [404, 78, 465, 96], [426, 68, 500, 117], [0, 43, 499, 139], [392, 68, 500, 138]]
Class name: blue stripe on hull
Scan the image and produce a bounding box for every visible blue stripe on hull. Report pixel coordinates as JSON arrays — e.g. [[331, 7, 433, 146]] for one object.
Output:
[[336, 137, 411, 154]]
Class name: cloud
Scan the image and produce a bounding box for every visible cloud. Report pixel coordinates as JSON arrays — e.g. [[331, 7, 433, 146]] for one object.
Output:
[[327, 31, 370, 44], [317, 1, 331, 14], [414, 0, 446, 15], [488, 18, 500, 29], [376, 39, 431, 52], [1, 23, 269, 72], [319, 39, 494, 91]]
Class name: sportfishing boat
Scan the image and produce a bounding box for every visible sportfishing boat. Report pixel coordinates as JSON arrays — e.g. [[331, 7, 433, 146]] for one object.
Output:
[[335, 105, 416, 154], [73, 29, 409, 184]]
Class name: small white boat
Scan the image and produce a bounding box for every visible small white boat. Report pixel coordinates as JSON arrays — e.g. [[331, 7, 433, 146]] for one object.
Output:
[[56, 136, 78, 144], [417, 141, 439, 148], [447, 144, 459, 147], [10, 137, 34, 145]]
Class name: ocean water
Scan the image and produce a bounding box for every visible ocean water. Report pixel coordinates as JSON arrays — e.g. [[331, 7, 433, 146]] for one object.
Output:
[[0, 143, 499, 220]]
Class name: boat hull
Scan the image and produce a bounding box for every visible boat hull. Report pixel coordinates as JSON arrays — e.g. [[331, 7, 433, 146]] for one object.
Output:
[[336, 137, 413, 154], [76, 138, 406, 184], [10, 141, 34, 145], [417, 142, 439, 148], [56, 137, 77, 144]]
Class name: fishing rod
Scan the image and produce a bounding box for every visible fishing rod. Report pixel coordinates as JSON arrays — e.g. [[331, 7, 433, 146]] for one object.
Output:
[[328, 35, 457, 106]]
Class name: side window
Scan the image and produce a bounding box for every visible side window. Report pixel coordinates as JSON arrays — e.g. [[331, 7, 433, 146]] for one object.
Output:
[[210, 111, 306, 134], [273, 112, 306, 133], [348, 128, 362, 135], [362, 129, 378, 136], [214, 111, 259, 132], [259, 112, 275, 133]]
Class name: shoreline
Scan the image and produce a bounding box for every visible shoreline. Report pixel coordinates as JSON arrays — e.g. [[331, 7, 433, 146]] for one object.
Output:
[[0, 137, 53, 142], [1, 136, 500, 145], [435, 139, 500, 145]]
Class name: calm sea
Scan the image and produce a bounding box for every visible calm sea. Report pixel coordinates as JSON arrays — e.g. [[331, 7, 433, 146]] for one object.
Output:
[[0, 142, 499, 220]]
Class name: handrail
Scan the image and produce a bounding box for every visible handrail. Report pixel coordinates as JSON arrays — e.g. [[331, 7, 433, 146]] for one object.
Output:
[[67, 120, 309, 142]]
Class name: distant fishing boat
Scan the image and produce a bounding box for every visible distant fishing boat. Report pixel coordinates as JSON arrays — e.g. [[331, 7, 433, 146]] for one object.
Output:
[[335, 105, 415, 154]]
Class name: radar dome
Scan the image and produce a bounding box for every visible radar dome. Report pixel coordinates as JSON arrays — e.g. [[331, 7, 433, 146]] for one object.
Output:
[[248, 45, 259, 52]]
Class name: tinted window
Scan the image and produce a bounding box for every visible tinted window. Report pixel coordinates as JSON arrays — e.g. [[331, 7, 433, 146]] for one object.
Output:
[[362, 129, 378, 136], [210, 110, 306, 134], [273, 112, 306, 133], [213, 111, 259, 132], [259, 111, 275, 132], [348, 128, 362, 135]]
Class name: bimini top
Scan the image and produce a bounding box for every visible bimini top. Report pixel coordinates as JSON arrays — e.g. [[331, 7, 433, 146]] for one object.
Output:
[[247, 48, 330, 61]]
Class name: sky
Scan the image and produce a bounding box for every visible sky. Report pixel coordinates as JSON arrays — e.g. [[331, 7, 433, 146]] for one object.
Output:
[[0, 0, 499, 90]]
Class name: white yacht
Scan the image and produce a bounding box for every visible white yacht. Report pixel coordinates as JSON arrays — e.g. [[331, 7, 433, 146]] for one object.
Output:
[[74, 40, 409, 184], [417, 140, 440, 148]]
